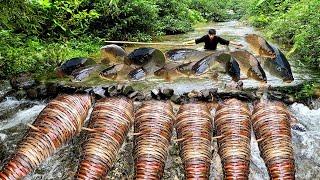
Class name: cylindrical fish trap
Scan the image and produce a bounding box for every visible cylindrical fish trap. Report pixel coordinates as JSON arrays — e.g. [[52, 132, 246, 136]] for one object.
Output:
[[252, 101, 295, 179], [75, 97, 134, 180], [176, 103, 213, 180], [134, 101, 175, 180], [0, 94, 92, 180], [214, 99, 251, 179]]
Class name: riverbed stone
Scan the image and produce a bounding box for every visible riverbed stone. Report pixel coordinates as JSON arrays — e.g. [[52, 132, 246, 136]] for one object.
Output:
[[26, 88, 38, 99], [10, 73, 36, 90], [15, 89, 27, 100], [170, 95, 182, 104], [46, 83, 58, 97], [160, 88, 174, 99], [122, 86, 134, 96], [92, 86, 106, 99]]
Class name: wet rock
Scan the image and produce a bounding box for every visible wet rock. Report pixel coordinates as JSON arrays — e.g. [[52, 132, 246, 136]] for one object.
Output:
[[57, 84, 78, 94], [92, 86, 106, 99], [26, 88, 38, 99], [46, 83, 58, 97], [128, 91, 138, 99], [218, 91, 257, 102], [36, 84, 48, 99], [10, 73, 36, 90], [170, 95, 182, 104], [15, 89, 27, 100], [116, 84, 125, 93], [71, 65, 98, 82], [56, 57, 93, 76], [0, 90, 15, 103], [151, 89, 160, 100], [122, 86, 134, 96], [200, 88, 217, 100], [292, 123, 307, 132], [160, 89, 174, 99], [134, 92, 145, 101], [105, 85, 118, 97], [0, 138, 5, 163]]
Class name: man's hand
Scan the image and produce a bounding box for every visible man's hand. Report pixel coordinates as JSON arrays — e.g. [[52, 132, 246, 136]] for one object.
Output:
[[230, 41, 244, 49], [183, 40, 195, 45]]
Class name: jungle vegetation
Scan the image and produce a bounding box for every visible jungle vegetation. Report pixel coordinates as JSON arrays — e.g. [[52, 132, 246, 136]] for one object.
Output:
[[0, 0, 319, 78]]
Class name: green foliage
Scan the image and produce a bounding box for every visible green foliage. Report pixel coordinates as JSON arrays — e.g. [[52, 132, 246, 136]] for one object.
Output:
[[0, 30, 101, 77], [294, 82, 319, 99], [245, 0, 320, 68]]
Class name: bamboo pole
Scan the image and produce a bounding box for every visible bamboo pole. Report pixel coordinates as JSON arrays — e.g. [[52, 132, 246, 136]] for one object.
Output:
[[105, 40, 194, 46]]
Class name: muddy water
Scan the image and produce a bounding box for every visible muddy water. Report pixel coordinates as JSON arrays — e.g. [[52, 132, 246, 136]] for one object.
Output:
[[1, 21, 320, 179]]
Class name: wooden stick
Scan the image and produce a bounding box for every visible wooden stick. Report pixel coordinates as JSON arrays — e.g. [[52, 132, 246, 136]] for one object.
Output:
[[105, 40, 194, 46], [27, 123, 40, 132]]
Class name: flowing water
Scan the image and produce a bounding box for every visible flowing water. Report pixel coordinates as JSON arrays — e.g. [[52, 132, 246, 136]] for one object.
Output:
[[1, 21, 320, 179]]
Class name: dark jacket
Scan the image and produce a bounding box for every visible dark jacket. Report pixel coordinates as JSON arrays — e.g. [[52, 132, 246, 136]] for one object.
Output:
[[195, 35, 230, 50]]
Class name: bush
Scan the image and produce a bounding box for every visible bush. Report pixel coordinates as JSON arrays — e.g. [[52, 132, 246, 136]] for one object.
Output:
[[245, 0, 320, 68], [0, 30, 102, 77]]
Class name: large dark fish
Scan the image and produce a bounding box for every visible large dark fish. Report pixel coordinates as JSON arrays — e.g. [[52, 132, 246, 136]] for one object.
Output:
[[128, 67, 147, 80], [99, 64, 125, 80], [190, 53, 224, 76], [176, 61, 197, 75], [245, 34, 276, 58], [165, 48, 210, 62], [226, 57, 241, 82], [127, 47, 165, 67], [261, 46, 294, 82], [127, 47, 166, 80], [215, 53, 241, 82], [185, 52, 240, 81], [230, 50, 267, 82], [56, 57, 96, 77], [71, 65, 98, 82], [154, 62, 185, 81], [100, 44, 127, 64]]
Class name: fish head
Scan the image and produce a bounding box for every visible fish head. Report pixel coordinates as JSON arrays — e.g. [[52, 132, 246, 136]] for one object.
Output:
[[154, 68, 168, 77], [247, 65, 267, 82], [128, 67, 146, 80], [99, 64, 122, 80], [226, 58, 241, 82], [245, 34, 275, 58], [191, 59, 209, 76], [176, 62, 194, 75], [276, 65, 294, 83]]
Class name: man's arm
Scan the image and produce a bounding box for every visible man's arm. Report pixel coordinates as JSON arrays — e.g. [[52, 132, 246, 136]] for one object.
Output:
[[195, 35, 206, 44], [229, 41, 243, 48], [218, 37, 243, 48], [184, 35, 206, 45]]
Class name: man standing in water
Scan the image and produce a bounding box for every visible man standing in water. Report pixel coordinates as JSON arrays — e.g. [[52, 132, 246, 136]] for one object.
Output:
[[185, 29, 243, 50]]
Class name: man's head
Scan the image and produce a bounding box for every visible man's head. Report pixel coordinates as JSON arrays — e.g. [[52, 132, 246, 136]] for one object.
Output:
[[208, 29, 216, 39]]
